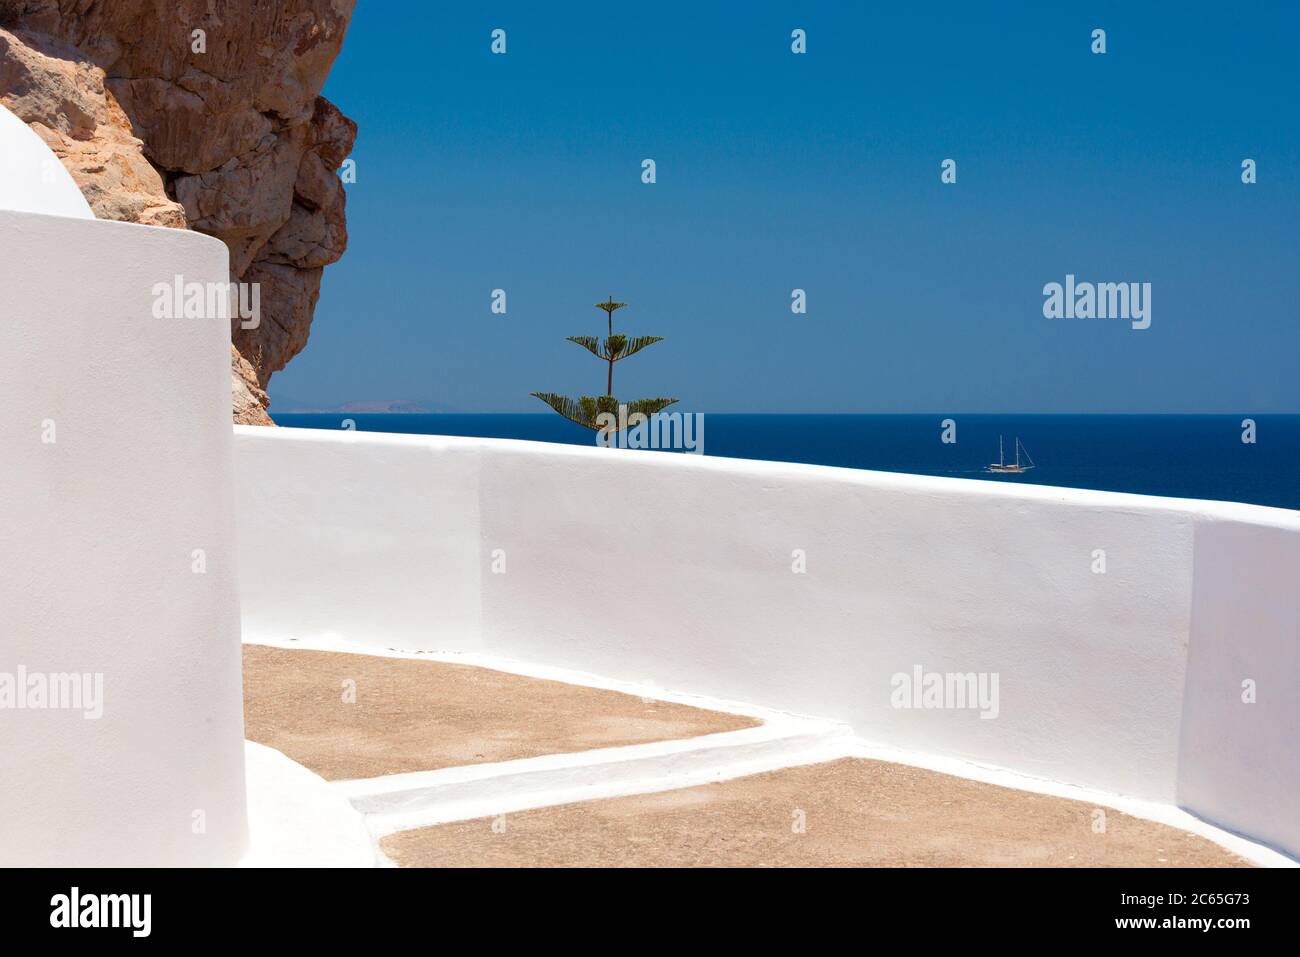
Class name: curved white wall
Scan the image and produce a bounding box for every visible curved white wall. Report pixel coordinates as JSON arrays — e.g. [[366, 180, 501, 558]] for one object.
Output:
[[0, 103, 94, 220], [1, 210, 248, 866], [234, 427, 1300, 859]]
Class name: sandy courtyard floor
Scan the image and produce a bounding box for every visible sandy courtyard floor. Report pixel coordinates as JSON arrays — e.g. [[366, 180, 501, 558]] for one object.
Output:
[[242, 644, 758, 780], [380, 758, 1252, 868]]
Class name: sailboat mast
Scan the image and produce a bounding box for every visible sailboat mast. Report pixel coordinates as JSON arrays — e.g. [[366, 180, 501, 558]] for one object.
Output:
[[999, 435, 1004, 467], [1014, 437, 1020, 468]]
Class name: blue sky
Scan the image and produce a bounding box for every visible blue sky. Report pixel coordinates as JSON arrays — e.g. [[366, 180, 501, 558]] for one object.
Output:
[[269, 1, 1300, 413]]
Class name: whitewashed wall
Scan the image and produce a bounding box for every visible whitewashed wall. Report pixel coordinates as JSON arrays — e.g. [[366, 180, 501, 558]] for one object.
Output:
[[237, 429, 481, 649], [1177, 521, 1300, 858], [1, 210, 248, 866], [233, 427, 1300, 858], [0, 104, 94, 220]]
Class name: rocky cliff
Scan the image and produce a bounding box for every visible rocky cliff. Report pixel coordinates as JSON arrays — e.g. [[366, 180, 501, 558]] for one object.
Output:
[[0, 0, 357, 425]]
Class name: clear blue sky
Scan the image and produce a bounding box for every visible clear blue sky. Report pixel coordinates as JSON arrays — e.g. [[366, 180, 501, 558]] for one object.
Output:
[[269, 1, 1300, 413]]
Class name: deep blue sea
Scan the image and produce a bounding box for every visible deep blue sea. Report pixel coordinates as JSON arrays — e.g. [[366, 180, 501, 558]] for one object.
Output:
[[274, 414, 1299, 511]]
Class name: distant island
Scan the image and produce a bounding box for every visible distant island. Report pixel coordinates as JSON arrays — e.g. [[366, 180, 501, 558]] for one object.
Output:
[[276, 400, 435, 414]]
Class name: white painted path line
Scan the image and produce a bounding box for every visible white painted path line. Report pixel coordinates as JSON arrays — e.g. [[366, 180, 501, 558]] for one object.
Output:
[[340, 721, 852, 836]]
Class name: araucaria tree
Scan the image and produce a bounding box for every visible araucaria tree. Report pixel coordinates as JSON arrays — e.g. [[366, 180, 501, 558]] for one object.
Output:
[[532, 297, 677, 431]]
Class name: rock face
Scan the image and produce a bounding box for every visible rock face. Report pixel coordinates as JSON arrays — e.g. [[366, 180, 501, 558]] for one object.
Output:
[[0, 0, 357, 425]]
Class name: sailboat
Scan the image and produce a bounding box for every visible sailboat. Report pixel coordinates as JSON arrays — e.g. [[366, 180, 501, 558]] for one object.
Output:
[[986, 435, 1035, 474]]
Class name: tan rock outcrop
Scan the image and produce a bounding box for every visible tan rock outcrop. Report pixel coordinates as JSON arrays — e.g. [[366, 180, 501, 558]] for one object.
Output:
[[232, 344, 274, 427], [0, 27, 186, 227], [0, 0, 357, 425]]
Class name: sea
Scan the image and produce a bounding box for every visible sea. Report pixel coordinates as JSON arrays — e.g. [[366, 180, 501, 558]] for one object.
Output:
[[273, 413, 1300, 512]]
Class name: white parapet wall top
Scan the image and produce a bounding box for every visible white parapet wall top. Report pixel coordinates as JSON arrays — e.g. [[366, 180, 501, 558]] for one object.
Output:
[[1, 209, 247, 866], [0, 102, 94, 220], [233, 426, 1300, 860]]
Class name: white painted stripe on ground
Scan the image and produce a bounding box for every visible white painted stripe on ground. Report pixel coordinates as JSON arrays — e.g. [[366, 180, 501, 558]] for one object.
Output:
[[340, 720, 851, 835], [356, 739, 854, 839]]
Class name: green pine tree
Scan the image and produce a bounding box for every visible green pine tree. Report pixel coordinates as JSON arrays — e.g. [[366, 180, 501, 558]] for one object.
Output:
[[532, 296, 677, 431]]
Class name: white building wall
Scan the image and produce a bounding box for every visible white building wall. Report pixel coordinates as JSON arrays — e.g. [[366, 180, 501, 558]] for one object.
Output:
[[0, 210, 248, 866], [236, 428, 482, 650], [1177, 520, 1300, 858], [232, 427, 1300, 858]]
